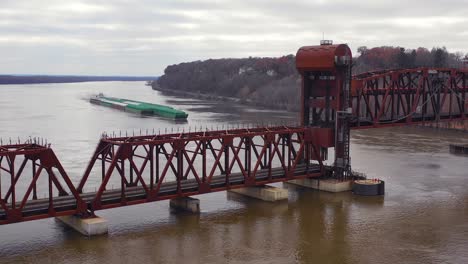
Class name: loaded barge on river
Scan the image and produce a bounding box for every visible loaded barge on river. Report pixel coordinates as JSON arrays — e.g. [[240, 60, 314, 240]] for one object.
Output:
[[90, 94, 188, 119]]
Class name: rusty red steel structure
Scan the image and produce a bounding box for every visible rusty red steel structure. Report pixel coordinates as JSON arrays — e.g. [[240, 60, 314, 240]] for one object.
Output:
[[296, 43, 353, 178], [351, 67, 468, 128], [78, 126, 323, 211], [0, 143, 86, 223], [0, 42, 467, 225], [0, 126, 323, 224]]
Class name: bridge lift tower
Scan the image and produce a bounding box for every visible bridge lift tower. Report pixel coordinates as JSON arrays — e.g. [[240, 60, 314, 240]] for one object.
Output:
[[296, 40, 353, 179]]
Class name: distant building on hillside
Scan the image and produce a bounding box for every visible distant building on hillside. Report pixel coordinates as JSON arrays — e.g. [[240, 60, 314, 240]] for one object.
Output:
[[463, 56, 468, 68]]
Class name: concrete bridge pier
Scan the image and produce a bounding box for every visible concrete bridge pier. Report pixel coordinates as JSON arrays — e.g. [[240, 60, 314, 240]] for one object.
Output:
[[286, 178, 352, 193], [56, 215, 108, 236], [228, 185, 289, 201], [170, 197, 200, 213]]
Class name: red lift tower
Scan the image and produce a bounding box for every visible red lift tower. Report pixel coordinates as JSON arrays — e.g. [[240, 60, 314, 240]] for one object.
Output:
[[296, 40, 353, 179]]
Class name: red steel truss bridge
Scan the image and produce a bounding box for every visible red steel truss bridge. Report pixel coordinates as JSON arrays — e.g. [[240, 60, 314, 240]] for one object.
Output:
[[0, 43, 467, 225]]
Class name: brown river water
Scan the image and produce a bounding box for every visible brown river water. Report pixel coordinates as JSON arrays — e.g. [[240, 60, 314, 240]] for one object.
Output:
[[0, 82, 467, 264]]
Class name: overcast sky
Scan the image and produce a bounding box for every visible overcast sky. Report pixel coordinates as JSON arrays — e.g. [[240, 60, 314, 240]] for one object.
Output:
[[1, 0, 467, 76]]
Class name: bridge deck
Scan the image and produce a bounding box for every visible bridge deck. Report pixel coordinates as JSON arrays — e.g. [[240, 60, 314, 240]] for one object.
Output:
[[0, 164, 319, 221]]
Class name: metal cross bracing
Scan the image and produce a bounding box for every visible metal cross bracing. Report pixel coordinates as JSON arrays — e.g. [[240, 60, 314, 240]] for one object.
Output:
[[351, 68, 468, 129], [0, 126, 326, 224], [79, 126, 324, 210], [0, 143, 87, 224]]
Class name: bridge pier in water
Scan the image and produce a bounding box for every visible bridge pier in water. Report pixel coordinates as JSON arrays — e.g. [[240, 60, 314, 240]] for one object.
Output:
[[169, 197, 200, 213], [228, 185, 289, 202], [56, 215, 108, 236], [287, 179, 352, 193]]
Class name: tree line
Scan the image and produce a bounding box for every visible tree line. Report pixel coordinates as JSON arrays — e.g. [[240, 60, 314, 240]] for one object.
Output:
[[354, 46, 467, 73], [153, 45, 467, 111]]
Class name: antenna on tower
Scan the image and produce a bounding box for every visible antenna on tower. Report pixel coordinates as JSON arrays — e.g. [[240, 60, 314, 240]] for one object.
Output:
[[320, 32, 333, 46]]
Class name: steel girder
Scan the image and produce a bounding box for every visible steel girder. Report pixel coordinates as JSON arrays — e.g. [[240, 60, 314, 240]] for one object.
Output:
[[351, 68, 468, 128]]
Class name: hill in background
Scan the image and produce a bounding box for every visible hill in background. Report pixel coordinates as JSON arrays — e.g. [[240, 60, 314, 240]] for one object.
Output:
[[153, 46, 467, 111]]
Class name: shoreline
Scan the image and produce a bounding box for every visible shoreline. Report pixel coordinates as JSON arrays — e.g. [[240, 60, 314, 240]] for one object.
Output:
[[152, 85, 298, 111]]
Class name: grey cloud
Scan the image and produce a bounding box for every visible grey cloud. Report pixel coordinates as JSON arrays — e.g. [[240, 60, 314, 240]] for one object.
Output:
[[0, 0, 467, 75]]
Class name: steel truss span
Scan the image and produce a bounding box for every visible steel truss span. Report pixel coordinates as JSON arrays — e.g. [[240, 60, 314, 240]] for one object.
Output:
[[0, 42, 467, 225], [0, 143, 87, 223], [0, 126, 324, 224], [351, 68, 467, 128]]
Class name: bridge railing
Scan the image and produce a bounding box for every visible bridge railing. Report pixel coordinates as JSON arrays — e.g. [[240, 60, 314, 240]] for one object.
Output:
[[77, 126, 325, 210]]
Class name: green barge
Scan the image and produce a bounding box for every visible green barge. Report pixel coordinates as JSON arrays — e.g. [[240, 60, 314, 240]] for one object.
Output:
[[90, 94, 188, 119]]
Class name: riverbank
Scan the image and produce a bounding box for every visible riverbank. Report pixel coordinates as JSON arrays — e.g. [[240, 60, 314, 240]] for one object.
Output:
[[152, 84, 297, 111]]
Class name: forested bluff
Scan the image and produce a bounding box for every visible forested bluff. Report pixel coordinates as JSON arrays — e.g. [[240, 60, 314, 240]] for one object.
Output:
[[152, 46, 468, 111]]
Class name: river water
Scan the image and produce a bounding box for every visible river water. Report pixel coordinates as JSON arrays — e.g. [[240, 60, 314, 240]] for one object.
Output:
[[0, 82, 467, 264]]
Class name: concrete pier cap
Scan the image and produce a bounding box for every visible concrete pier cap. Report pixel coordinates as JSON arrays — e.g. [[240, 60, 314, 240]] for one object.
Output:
[[170, 197, 200, 213], [228, 185, 289, 202], [56, 215, 108, 236], [287, 178, 352, 193]]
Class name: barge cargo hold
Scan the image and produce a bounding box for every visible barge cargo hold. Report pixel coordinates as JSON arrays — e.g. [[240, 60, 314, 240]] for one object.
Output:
[[90, 94, 188, 119]]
